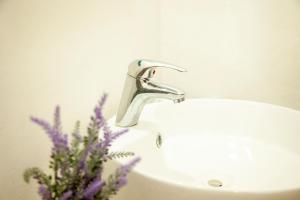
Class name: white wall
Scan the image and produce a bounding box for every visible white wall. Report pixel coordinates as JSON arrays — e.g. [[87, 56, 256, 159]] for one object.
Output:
[[0, 1, 159, 199], [1, 0, 300, 200]]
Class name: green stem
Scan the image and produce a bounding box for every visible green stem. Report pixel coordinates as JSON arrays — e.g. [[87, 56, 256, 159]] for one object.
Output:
[[54, 159, 58, 200]]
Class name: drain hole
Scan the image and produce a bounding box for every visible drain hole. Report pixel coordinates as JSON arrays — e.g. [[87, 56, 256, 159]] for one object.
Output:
[[208, 179, 223, 188]]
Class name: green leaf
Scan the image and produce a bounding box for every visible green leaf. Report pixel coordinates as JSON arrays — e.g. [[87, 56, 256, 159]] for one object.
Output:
[[107, 151, 135, 159], [23, 167, 51, 187]]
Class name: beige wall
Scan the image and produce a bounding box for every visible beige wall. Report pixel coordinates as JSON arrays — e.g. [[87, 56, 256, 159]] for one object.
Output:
[[1, 0, 300, 200], [0, 0, 159, 199], [159, 0, 300, 109]]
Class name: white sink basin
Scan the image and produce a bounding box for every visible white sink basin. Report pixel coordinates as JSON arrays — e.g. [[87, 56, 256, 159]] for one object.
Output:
[[109, 99, 300, 200]]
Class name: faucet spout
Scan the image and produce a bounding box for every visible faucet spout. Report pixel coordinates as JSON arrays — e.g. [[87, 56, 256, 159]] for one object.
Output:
[[145, 80, 185, 101], [173, 97, 185, 103]]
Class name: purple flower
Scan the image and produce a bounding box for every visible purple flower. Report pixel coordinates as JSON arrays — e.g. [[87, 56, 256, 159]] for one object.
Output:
[[54, 105, 61, 131], [59, 190, 73, 200], [99, 124, 128, 150], [31, 117, 68, 151], [30, 117, 53, 139], [102, 124, 113, 148], [93, 94, 128, 151], [52, 131, 68, 149], [77, 139, 94, 173], [119, 157, 141, 174], [116, 175, 127, 190], [38, 185, 51, 200], [83, 179, 104, 199], [116, 157, 141, 190], [94, 93, 108, 129], [26, 93, 139, 200], [98, 93, 108, 110], [111, 128, 129, 140]]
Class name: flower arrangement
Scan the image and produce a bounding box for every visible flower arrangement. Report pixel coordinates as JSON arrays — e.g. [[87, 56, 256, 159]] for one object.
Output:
[[23, 94, 140, 200]]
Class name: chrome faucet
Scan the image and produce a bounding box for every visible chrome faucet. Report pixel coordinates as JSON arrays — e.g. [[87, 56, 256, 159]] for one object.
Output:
[[116, 59, 186, 127]]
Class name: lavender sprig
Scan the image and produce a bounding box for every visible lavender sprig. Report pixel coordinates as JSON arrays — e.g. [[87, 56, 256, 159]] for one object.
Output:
[[54, 106, 62, 131], [83, 180, 104, 199], [30, 117, 68, 151], [39, 185, 52, 200], [59, 190, 72, 200], [116, 157, 141, 190], [24, 94, 139, 200]]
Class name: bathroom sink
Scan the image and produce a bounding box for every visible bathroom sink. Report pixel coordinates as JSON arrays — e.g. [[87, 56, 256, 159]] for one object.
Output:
[[109, 99, 300, 200]]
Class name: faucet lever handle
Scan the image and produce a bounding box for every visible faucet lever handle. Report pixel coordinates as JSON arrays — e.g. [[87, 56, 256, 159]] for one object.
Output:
[[128, 59, 187, 79]]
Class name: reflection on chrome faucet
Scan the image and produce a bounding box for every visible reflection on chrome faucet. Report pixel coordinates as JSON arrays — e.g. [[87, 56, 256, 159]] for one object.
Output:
[[115, 59, 186, 127]]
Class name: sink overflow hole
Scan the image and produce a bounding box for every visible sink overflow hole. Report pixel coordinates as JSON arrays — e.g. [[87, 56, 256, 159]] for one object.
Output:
[[208, 179, 223, 188], [156, 133, 162, 148]]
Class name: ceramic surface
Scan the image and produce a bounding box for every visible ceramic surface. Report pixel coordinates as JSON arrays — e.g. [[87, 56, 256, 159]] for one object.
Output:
[[109, 99, 300, 200]]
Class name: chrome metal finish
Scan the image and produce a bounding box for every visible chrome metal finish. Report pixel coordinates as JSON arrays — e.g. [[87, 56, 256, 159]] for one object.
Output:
[[116, 59, 186, 127], [128, 59, 187, 79]]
